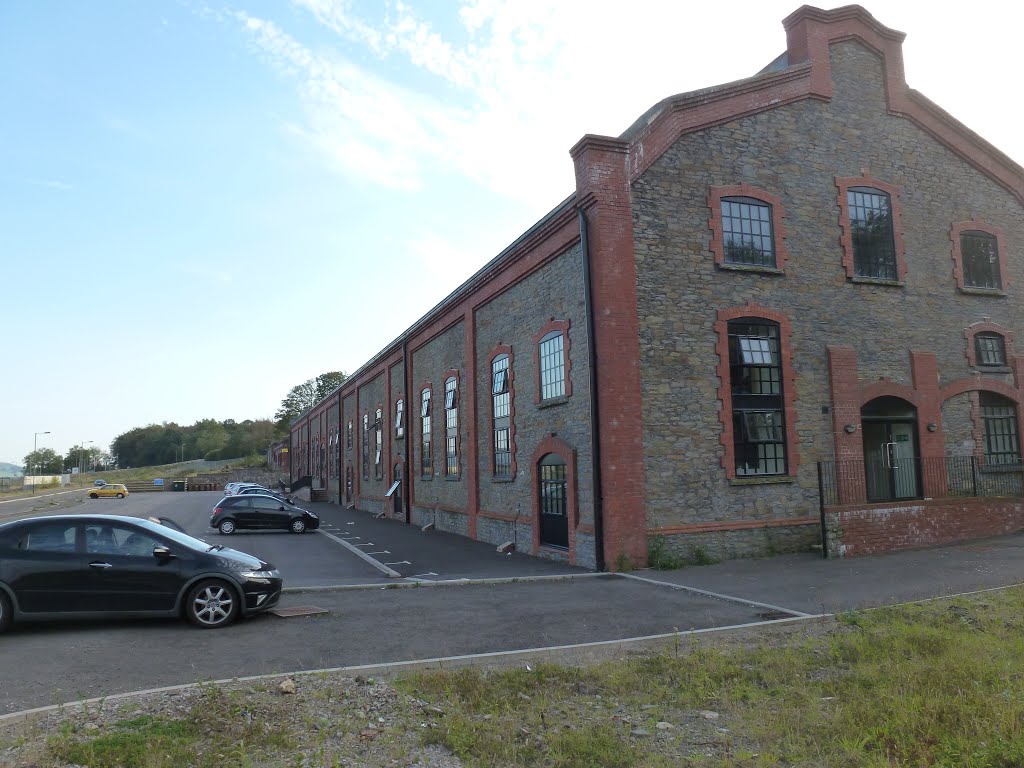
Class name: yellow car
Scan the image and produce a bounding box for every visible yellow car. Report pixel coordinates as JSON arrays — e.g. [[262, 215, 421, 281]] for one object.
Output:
[[88, 484, 129, 499]]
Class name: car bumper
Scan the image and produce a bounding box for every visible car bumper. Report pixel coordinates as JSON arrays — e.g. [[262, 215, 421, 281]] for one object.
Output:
[[241, 578, 283, 614]]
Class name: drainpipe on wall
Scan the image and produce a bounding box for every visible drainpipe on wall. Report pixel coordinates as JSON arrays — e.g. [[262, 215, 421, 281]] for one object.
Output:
[[402, 339, 411, 524], [578, 207, 605, 572]]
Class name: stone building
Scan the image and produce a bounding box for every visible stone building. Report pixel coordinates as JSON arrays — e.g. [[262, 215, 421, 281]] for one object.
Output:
[[291, 4, 1024, 567]]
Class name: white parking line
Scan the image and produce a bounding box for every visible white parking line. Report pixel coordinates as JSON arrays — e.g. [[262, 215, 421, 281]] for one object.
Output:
[[315, 528, 401, 578], [367, 551, 390, 555], [620, 573, 814, 618], [384, 561, 411, 566]]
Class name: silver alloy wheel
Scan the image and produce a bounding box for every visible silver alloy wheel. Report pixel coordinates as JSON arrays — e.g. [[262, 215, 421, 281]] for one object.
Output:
[[191, 583, 235, 627], [219, 520, 235, 535], [290, 519, 306, 534]]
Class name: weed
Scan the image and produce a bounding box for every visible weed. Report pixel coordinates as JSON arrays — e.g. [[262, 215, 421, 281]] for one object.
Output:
[[647, 536, 686, 570]]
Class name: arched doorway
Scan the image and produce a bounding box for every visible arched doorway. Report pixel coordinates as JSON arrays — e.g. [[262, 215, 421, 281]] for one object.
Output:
[[538, 453, 569, 548], [862, 396, 920, 502]]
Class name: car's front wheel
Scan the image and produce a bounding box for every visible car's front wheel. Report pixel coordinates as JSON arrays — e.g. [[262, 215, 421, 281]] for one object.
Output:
[[290, 518, 306, 534], [219, 520, 236, 535], [116, 493, 124, 499], [0, 591, 11, 634], [89, 493, 98, 499], [185, 579, 239, 629]]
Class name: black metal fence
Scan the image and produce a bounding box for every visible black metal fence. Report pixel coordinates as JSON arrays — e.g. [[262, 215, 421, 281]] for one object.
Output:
[[818, 455, 1024, 508]]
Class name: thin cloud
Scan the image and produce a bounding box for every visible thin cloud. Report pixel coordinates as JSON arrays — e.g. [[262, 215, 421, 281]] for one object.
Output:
[[24, 177, 73, 191]]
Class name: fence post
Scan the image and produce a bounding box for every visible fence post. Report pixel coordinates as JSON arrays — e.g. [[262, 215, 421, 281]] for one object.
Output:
[[817, 461, 829, 559], [971, 456, 980, 497]]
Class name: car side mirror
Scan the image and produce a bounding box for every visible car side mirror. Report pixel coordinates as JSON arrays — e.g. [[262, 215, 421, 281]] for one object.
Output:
[[153, 546, 173, 559]]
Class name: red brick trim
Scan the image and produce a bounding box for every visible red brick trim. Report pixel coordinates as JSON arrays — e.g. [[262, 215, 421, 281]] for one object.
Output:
[[857, 379, 920, 408], [940, 376, 1022, 406], [707, 184, 789, 271], [442, 369, 461, 480], [486, 343, 517, 479], [649, 516, 818, 536], [950, 221, 1009, 293], [530, 435, 579, 566], [418, 381, 433, 480], [835, 175, 907, 282], [964, 321, 1015, 368], [532, 319, 573, 404], [714, 304, 800, 479]]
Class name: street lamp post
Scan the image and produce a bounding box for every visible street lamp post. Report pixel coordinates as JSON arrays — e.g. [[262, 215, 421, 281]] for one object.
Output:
[[80, 440, 93, 482], [32, 431, 50, 495]]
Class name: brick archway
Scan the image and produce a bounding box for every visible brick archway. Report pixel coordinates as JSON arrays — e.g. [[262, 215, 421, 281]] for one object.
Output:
[[530, 435, 579, 565]]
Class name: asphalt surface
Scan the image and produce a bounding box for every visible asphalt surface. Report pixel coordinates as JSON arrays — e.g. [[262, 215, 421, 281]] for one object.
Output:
[[4, 488, 1024, 716]]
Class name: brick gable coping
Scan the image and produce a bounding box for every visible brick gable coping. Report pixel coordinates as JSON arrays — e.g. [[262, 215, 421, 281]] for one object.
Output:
[[612, 5, 1024, 207]]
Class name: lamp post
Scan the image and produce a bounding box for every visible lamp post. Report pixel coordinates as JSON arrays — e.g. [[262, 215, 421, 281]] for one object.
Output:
[[80, 440, 93, 482], [32, 431, 50, 494]]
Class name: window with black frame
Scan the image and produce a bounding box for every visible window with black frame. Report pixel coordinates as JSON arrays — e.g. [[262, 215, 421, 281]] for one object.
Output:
[[362, 414, 369, 480], [721, 197, 775, 267], [444, 377, 458, 477], [848, 187, 897, 280], [347, 420, 352, 449], [975, 333, 1006, 367], [539, 331, 565, 400], [980, 392, 1021, 466], [420, 389, 432, 477], [395, 399, 404, 438], [728, 319, 786, 476], [492, 355, 511, 477], [374, 408, 383, 479], [961, 231, 1001, 289]]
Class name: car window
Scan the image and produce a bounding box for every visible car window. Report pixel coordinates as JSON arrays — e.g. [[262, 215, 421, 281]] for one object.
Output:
[[252, 497, 279, 510], [234, 497, 254, 508], [18, 522, 77, 552], [86, 524, 162, 556]]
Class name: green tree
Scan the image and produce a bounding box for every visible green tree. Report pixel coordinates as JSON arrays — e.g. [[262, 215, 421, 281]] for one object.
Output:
[[275, 371, 348, 429], [23, 448, 62, 475]]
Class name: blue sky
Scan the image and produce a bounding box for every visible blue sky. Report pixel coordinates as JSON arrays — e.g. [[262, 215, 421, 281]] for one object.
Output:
[[1, 0, 1021, 466]]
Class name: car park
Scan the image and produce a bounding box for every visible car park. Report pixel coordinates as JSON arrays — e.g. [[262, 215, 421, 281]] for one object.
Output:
[[0, 514, 282, 632], [211, 495, 319, 535], [88, 483, 129, 499]]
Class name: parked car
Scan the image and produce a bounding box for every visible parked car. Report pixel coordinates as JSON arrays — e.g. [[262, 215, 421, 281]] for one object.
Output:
[[93, 479, 107, 487], [211, 495, 319, 535], [88, 483, 129, 499], [223, 482, 264, 496], [235, 486, 293, 504], [0, 514, 282, 633]]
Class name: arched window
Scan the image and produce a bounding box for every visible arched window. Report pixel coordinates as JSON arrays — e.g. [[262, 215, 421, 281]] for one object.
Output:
[[362, 414, 369, 481], [847, 187, 896, 280], [420, 388, 432, 478], [539, 331, 565, 400], [538, 453, 568, 549], [395, 399, 404, 439], [444, 377, 459, 477], [492, 355, 511, 477], [374, 408, 383, 479]]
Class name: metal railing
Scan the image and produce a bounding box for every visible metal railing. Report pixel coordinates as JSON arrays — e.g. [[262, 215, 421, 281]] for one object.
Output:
[[818, 455, 1024, 508]]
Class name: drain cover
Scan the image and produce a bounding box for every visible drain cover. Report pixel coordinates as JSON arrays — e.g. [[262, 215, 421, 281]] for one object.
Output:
[[269, 605, 329, 618]]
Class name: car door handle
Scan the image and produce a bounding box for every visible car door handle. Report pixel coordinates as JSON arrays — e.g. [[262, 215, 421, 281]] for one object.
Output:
[[89, 561, 113, 569]]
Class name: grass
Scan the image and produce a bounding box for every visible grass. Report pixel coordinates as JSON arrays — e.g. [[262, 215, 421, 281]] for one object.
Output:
[[7, 588, 1024, 766]]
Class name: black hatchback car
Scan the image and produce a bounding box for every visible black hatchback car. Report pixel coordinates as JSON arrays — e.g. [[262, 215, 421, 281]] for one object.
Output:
[[211, 495, 319, 535], [0, 515, 282, 633]]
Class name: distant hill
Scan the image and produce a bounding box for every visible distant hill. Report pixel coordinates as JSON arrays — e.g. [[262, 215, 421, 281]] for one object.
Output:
[[0, 463, 23, 477]]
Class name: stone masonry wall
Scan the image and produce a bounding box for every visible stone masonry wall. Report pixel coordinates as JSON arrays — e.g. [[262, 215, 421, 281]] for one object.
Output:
[[410, 319, 468, 530], [473, 243, 595, 564], [356, 372, 387, 516], [632, 39, 1023, 560]]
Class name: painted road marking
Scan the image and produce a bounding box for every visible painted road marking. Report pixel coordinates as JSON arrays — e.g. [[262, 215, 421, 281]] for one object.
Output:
[[367, 551, 390, 555], [315, 529, 401, 578], [0, 489, 83, 505], [384, 561, 411, 566], [411, 572, 438, 578]]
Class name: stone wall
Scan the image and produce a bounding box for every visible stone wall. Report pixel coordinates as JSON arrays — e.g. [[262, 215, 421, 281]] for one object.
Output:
[[632, 39, 1024, 558]]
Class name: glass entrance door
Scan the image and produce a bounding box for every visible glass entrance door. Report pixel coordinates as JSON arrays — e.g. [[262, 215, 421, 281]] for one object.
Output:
[[863, 419, 919, 502]]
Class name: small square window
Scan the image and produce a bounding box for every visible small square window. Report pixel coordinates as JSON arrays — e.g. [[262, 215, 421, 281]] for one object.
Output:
[[976, 334, 1006, 366], [492, 368, 508, 395], [738, 336, 774, 365]]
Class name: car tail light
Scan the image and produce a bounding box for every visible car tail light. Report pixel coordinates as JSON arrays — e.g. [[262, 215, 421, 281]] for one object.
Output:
[[213, 507, 223, 516]]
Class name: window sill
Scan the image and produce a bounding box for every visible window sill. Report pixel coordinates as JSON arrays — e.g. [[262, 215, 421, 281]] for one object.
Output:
[[960, 287, 1007, 297], [420, 475, 433, 482], [729, 475, 796, 486], [851, 276, 905, 287], [445, 475, 461, 482], [717, 263, 784, 276], [974, 366, 1012, 374], [491, 476, 516, 484], [538, 395, 570, 409]]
